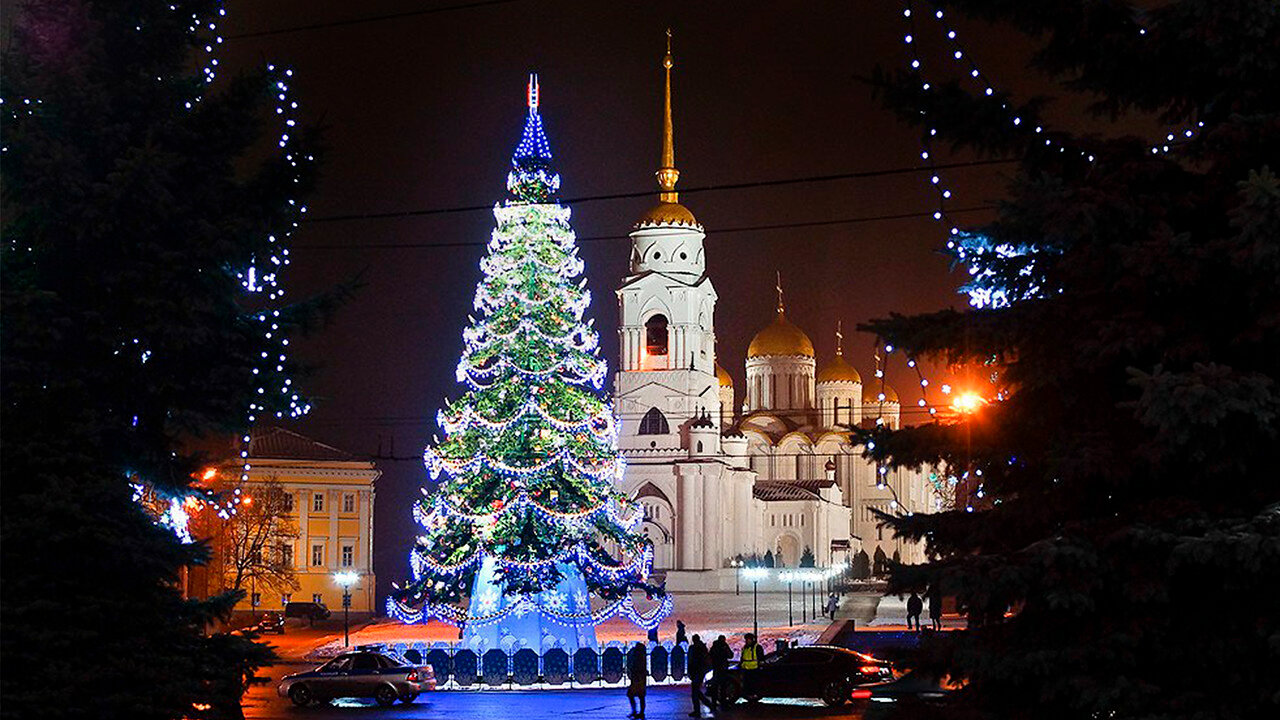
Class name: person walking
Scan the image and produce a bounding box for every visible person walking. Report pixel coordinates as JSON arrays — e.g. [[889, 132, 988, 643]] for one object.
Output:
[[675, 619, 688, 646], [687, 634, 714, 717], [824, 592, 838, 620], [708, 635, 732, 706], [626, 641, 648, 718], [906, 591, 924, 631], [928, 584, 943, 631], [739, 633, 762, 700]]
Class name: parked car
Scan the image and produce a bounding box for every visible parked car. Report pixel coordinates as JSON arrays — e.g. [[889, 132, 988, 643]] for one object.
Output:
[[852, 670, 961, 717], [277, 651, 435, 707], [283, 601, 331, 622], [713, 645, 894, 707], [244, 612, 285, 635]]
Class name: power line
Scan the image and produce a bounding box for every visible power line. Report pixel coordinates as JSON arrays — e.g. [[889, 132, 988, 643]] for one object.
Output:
[[225, 0, 529, 41], [303, 159, 1012, 225], [298, 204, 992, 250]]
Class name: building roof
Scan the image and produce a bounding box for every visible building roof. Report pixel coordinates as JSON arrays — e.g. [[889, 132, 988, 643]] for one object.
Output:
[[817, 352, 862, 384], [748, 309, 815, 358], [753, 481, 822, 502], [635, 201, 701, 230], [248, 427, 356, 462], [862, 383, 900, 404], [715, 361, 733, 388]]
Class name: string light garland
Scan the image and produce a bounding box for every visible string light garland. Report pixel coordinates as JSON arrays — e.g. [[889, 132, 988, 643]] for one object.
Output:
[[388, 76, 669, 647], [897, 0, 1210, 309]]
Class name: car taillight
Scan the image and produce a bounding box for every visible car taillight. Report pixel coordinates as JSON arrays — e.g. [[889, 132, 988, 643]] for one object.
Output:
[[406, 671, 419, 682], [851, 689, 872, 700], [858, 665, 882, 674]]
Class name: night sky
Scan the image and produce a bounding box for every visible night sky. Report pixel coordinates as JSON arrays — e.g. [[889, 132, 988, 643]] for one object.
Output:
[[216, 0, 1051, 600]]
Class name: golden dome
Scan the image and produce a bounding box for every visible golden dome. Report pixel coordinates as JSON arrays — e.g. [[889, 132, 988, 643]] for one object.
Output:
[[748, 311, 815, 358], [817, 353, 862, 384], [863, 383, 899, 403], [715, 362, 733, 388], [635, 201, 701, 229]]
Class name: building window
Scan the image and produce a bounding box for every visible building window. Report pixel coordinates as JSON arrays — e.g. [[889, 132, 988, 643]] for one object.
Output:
[[341, 545, 354, 568], [639, 407, 670, 435], [311, 544, 324, 567], [251, 592, 261, 607], [283, 493, 294, 512], [696, 440, 704, 453], [795, 455, 803, 479], [645, 314, 669, 355], [343, 493, 355, 513], [313, 593, 323, 604], [312, 493, 324, 512], [770, 514, 775, 527], [801, 515, 805, 527], [280, 542, 293, 568]]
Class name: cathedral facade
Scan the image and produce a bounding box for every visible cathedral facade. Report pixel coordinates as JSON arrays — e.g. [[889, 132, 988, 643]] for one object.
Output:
[[610, 42, 935, 589]]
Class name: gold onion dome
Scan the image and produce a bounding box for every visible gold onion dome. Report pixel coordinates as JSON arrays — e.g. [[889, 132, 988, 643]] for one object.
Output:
[[715, 361, 733, 388], [818, 322, 861, 383], [864, 383, 899, 403], [818, 354, 862, 384], [636, 201, 700, 229], [748, 312, 815, 358]]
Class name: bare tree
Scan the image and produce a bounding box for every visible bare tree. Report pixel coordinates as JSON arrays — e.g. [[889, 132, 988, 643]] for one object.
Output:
[[223, 478, 299, 599]]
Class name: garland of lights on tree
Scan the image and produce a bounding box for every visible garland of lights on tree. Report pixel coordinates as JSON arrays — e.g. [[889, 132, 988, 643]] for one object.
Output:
[[388, 76, 670, 649]]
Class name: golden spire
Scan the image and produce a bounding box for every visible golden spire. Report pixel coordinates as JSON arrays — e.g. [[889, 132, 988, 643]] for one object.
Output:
[[836, 321, 844, 356], [775, 270, 785, 313], [656, 28, 680, 203]]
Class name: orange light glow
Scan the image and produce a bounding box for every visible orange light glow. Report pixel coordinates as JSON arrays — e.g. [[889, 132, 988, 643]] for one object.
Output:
[[952, 391, 987, 414], [200, 467, 218, 481], [241, 496, 252, 506]]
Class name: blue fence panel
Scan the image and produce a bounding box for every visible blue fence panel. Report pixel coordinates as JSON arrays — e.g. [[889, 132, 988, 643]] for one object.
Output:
[[649, 645, 668, 682], [573, 648, 599, 685], [482, 649, 508, 686], [543, 648, 570, 685], [601, 647, 625, 684], [512, 648, 539, 685], [425, 648, 453, 685], [453, 649, 478, 687], [669, 644, 686, 681]]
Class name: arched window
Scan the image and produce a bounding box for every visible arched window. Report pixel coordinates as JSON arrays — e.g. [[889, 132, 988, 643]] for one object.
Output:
[[645, 314, 669, 356], [696, 440, 704, 453], [639, 407, 670, 435]]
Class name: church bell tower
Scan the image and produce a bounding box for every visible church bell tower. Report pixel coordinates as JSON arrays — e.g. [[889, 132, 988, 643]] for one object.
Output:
[[615, 30, 720, 454]]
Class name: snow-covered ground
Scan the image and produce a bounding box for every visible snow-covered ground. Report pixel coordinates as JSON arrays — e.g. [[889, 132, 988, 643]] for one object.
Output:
[[316, 590, 950, 659]]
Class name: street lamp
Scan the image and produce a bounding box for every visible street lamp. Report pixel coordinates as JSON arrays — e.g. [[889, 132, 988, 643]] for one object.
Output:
[[730, 559, 743, 595], [780, 571, 794, 626], [333, 571, 359, 647], [741, 567, 769, 637]]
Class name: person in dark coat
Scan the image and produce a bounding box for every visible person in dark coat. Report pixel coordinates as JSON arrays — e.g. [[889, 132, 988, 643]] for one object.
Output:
[[708, 635, 732, 705], [675, 619, 688, 646], [906, 591, 924, 631], [687, 634, 714, 717], [647, 625, 659, 644], [928, 584, 943, 630], [626, 642, 648, 718]]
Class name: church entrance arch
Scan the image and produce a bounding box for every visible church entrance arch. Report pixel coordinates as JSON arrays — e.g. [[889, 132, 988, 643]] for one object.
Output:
[[775, 533, 800, 568], [634, 483, 675, 570]]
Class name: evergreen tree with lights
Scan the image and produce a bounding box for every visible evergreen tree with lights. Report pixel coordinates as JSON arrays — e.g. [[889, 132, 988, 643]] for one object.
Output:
[[1, 2, 325, 718], [388, 77, 669, 651], [863, 1, 1279, 718]]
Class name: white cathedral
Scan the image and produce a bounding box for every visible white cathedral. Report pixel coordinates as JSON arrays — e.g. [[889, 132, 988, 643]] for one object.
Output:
[[610, 43, 937, 590]]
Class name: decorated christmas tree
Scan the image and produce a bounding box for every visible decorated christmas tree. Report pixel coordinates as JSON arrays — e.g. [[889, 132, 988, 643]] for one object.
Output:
[[388, 76, 670, 651]]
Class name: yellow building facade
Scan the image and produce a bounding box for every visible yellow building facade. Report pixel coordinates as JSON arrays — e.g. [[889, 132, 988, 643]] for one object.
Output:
[[228, 427, 380, 615]]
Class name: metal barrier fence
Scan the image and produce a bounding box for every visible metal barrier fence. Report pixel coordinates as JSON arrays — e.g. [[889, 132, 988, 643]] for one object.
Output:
[[367, 641, 690, 689]]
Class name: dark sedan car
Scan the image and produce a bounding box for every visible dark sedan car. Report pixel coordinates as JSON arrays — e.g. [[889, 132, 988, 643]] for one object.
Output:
[[714, 645, 894, 707], [277, 651, 434, 707], [853, 670, 961, 717]]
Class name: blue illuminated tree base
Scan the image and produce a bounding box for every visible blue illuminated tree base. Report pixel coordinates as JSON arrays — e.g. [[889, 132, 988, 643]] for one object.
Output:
[[462, 558, 599, 653]]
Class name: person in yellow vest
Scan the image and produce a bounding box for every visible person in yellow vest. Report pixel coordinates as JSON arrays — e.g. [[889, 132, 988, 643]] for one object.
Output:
[[739, 633, 762, 699]]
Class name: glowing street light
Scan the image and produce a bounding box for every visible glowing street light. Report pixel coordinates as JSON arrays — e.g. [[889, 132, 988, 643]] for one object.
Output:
[[741, 567, 770, 636], [952, 391, 987, 415], [334, 572, 360, 646]]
